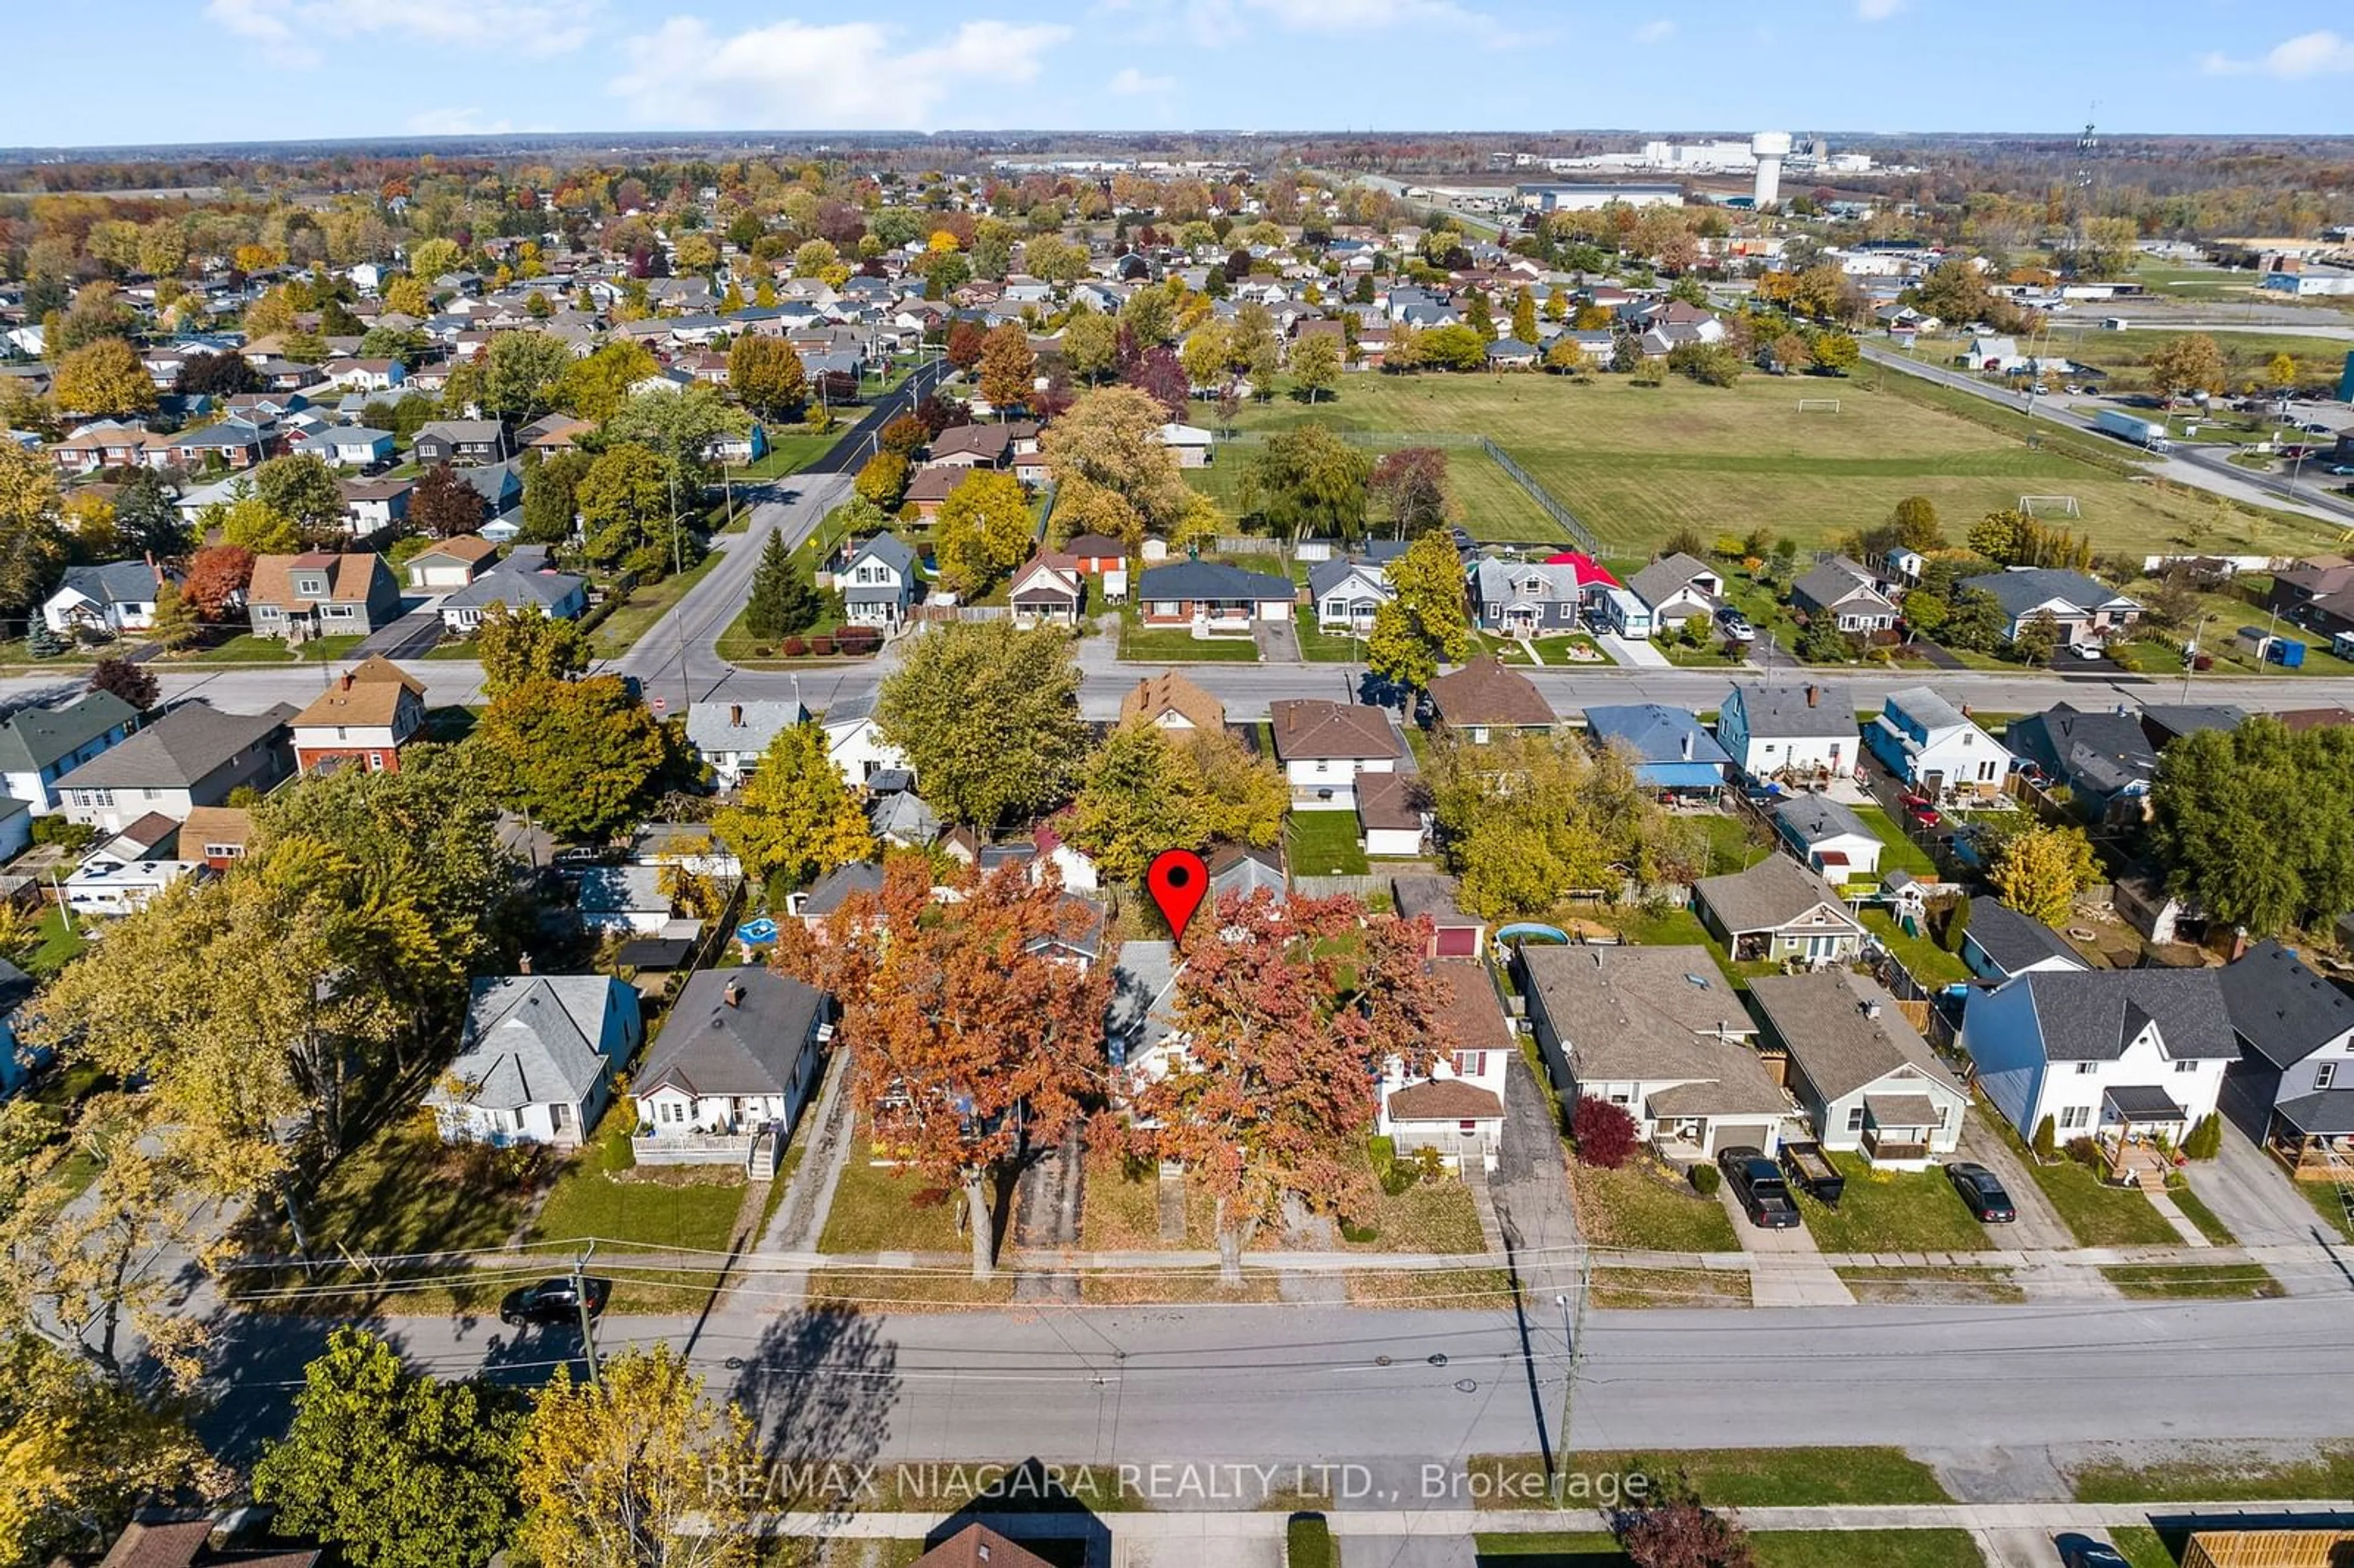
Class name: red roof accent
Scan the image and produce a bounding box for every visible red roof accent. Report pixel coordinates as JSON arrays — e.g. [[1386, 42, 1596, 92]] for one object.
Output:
[[1541, 552, 1620, 588]]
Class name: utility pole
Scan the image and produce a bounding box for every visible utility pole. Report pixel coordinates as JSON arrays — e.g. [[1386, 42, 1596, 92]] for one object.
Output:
[[1550, 1245, 1594, 1502], [571, 1241, 602, 1388]]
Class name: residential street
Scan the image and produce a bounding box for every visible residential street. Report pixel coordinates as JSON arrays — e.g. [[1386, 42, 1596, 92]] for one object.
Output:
[[197, 1294, 2354, 1476]]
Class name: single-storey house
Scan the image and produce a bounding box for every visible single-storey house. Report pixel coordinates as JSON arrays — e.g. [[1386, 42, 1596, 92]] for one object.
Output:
[[1008, 553, 1084, 628], [439, 559, 588, 633], [1626, 552, 1723, 628], [632, 969, 832, 1172], [1749, 971, 1968, 1167], [1960, 568, 2143, 647], [1792, 557, 1900, 634], [1693, 855, 1866, 965], [1582, 704, 1732, 794], [425, 974, 643, 1147], [1958, 899, 2091, 982], [1522, 943, 1786, 1161], [42, 561, 175, 637], [1308, 556, 1393, 634], [2005, 704, 2158, 818], [1771, 794, 1883, 883], [1136, 561, 1294, 636]]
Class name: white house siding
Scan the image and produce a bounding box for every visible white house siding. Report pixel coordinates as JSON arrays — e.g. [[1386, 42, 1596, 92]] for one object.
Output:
[[1365, 824, 1423, 857], [435, 1094, 597, 1149], [1810, 1075, 1967, 1161], [1282, 755, 1394, 810], [1960, 981, 2227, 1143]]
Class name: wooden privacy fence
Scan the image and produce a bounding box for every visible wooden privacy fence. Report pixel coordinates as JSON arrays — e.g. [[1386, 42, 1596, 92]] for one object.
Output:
[[2184, 1529, 2354, 1568]]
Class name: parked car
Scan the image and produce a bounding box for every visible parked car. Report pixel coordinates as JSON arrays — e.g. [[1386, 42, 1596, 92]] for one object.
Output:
[[2067, 642, 2105, 661], [2329, 464, 2354, 477], [1716, 610, 1756, 641], [499, 1276, 612, 1327], [2055, 1536, 2131, 1568], [1902, 794, 1942, 829], [1718, 1146, 1802, 1230], [1946, 1162, 2017, 1224]]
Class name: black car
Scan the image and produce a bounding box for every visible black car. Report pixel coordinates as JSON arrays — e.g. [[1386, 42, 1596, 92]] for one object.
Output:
[[2055, 1534, 2131, 1568], [1717, 1145, 1802, 1230], [1946, 1162, 2017, 1224], [499, 1276, 612, 1327]]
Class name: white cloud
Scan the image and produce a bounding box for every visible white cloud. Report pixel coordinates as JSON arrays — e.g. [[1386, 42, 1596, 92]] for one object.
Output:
[[2201, 29, 2354, 77], [1631, 18, 1674, 43], [609, 17, 1072, 130], [1110, 66, 1178, 94], [408, 107, 517, 136], [1246, 0, 1520, 46], [1856, 0, 1901, 18], [206, 0, 595, 64], [1093, 0, 1246, 48]]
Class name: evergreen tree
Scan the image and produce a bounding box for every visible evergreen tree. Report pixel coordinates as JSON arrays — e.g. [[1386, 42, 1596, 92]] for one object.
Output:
[[24, 621, 63, 659], [742, 530, 821, 641]]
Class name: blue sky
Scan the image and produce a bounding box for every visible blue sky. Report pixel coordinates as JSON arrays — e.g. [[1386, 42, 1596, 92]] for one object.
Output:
[[8, 1, 2354, 147]]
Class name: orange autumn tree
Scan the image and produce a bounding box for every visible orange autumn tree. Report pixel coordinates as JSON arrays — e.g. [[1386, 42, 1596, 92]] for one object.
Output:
[[772, 853, 1110, 1280], [1126, 891, 1456, 1284]]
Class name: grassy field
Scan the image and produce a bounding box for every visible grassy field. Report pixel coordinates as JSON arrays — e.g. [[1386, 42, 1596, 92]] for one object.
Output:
[[1206, 370, 2309, 559], [2296, 1177, 2354, 1243], [2024, 1155, 2182, 1247], [1192, 435, 1567, 544], [1472, 1530, 1987, 1567], [587, 552, 725, 657], [528, 1113, 748, 1254], [2043, 324, 2354, 390], [2100, 1263, 2285, 1300], [1862, 910, 1972, 987], [1471, 1445, 1951, 1509]]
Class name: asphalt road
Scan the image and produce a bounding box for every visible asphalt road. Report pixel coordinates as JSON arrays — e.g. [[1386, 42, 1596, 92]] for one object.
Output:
[[199, 1295, 2354, 1483]]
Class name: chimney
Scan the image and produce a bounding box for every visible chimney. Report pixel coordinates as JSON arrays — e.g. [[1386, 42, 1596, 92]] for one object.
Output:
[[339, 671, 353, 690], [518, 953, 533, 975], [729, 703, 744, 728], [1805, 683, 1819, 708], [723, 978, 744, 1007], [1864, 999, 1882, 1019], [1680, 730, 1693, 761]]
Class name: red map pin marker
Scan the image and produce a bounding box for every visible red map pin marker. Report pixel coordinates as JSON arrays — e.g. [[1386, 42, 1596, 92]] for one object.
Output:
[[1146, 848, 1209, 940]]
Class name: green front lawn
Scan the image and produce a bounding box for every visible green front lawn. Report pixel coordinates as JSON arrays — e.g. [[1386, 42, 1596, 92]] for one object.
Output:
[[1119, 626, 1260, 661], [2105, 1526, 2178, 1568], [712, 603, 850, 663], [1796, 1151, 1992, 1254], [175, 631, 367, 664], [818, 1124, 975, 1254], [724, 430, 838, 482], [1525, 633, 1610, 666], [2070, 1442, 2354, 1503], [25, 907, 88, 978], [1566, 1161, 1740, 1252], [2100, 1263, 2284, 1300], [1286, 809, 1369, 875], [2023, 1154, 2181, 1248], [587, 552, 726, 657], [293, 1119, 531, 1265], [1293, 604, 1366, 663], [1472, 1531, 1986, 1568], [1472, 1445, 1950, 1510], [1861, 910, 1972, 986], [528, 1113, 747, 1254], [2296, 1176, 2354, 1243], [2165, 1182, 2236, 1246]]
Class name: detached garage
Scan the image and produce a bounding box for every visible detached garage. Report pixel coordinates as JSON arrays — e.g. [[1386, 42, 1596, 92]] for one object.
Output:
[[1393, 873, 1485, 959]]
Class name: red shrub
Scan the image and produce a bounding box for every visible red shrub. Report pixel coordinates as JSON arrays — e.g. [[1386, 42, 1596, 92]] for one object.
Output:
[[810, 635, 835, 657], [781, 636, 808, 657], [1572, 1095, 1639, 1170]]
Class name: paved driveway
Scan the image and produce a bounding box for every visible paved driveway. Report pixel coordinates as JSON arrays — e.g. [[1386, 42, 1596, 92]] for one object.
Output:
[[1253, 612, 1301, 663], [1953, 1111, 2073, 1252], [2189, 1123, 2334, 1247], [1488, 1051, 1580, 1293], [1714, 1174, 1854, 1306]]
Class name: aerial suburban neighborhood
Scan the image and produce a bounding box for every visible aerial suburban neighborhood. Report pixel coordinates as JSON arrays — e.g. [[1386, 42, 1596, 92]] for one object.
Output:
[[2, 15, 2354, 1568]]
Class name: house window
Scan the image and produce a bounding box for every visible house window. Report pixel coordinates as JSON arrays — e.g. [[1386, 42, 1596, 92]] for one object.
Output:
[[2059, 1105, 2090, 1130], [367, 752, 384, 771], [2174, 1059, 2197, 1074], [1847, 1106, 1865, 1132], [2318, 1063, 2337, 1090], [1453, 1051, 1488, 1079], [2076, 1062, 2098, 1075]]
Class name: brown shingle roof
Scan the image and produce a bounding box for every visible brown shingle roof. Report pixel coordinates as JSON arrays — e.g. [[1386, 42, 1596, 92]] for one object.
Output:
[[1119, 671, 1225, 733], [1426, 655, 1555, 730], [912, 1526, 1056, 1568], [180, 805, 254, 854], [413, 534, 500, 564], [1355, 769, 1422, 833], [1270, 698, 1396, 761], [1433, 959, 1512, 1052], [292, 660, 425, 728], [248, 551, 387, 611], [1388, 1076, 1504, 1121]]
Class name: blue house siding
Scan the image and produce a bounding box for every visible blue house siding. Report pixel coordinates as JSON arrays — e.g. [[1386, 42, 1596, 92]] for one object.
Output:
[[1957, 980, 2048, 1137]]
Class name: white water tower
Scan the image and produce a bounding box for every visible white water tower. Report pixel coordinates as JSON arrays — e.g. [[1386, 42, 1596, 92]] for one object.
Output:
[[1751, 131, 1792, 209]]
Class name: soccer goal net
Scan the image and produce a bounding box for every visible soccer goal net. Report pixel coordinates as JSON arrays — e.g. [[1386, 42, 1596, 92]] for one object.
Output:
[[1794, 398, 1842, 413], [2018, 495, 2082, 517]]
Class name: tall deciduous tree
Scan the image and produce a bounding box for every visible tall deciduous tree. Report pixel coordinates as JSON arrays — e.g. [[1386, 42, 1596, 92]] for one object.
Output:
[[410, 463, 486, 538], [521, 449, 590, 544], [183, 544, 254, 619], [219, 495, 300, 554], [516, 1344, 759, 1568], [0, 444, 70, 620], [932, 470, 1034, 596], [52, 339, 155, 417], [726, 334, 807, 420], [876, 621, 1089, 829], [111, 468, 190, 557], [711, 723, 874, 895], [1124, 894, 1452, 1282], [478, 331, 571, 421], [2150, 717, 2354, 937], [1246, 423, 1369, 543], [254, 452, 347, 542], [773, 857, 1110, 1278], [1066, 722, 1287, 887], [471, 676, 679, 841], [474, 599, 591, 696], [557, 342, 660, 424], [253, 1329, 524, 1568], [2147, 334, 2227, 400], [1368, 447, 1454, 539], [1988, 821, 2097, 927], [976, 322, 1037, 413], [1290, 332, 1342, 402], [1040, 386, 1193, 544]]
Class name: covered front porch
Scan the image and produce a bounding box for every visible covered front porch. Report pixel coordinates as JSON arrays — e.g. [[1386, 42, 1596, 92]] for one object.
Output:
[[2097, 1084, 2189, 1192], [2265, 1090, 2354, 1182], [1861, 1093, 1941, 1170]]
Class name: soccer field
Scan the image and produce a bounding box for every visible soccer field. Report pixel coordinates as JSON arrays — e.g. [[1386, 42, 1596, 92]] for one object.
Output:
[[1211, 371, 2337, 558]]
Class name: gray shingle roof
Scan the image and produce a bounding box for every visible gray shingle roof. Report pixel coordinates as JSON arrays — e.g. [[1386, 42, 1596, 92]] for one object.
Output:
[[638, 969, 826, 1098], [52, 702, 292, 791], [2006, 704, 2155, 797], [685, 699, 808, 759], [802, 860, 885, 916], [1108, 938, 1181, 1068], [1522, 944, 1778, 1109], [1772, 793, 1872, 848], [56, 561, 164, 608], [1960, 567, 2136, 620], [444, 565, 584, 612], [1962, 900, 2087, 977], [1694, 856, 1861, 937], [2217, 938, 2354, 1070], [1626, 552, 1718, 609], [0, 691, 138, 773], [436, 975, 628, 1111], [1748, 970, 1960, 1103], [2017, 969, 2239, 1062], [1137, 561, 1295, 602], [1727, 682, 1857, 739]]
